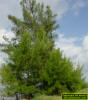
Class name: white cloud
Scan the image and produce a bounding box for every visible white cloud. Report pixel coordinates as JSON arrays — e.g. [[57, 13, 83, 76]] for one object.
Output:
[[0, 29, 15, 65], [72, 0, 87, 16], [83, 36, 88, 49], [0, 29, 15, 44], [55, 34, 81, 62]]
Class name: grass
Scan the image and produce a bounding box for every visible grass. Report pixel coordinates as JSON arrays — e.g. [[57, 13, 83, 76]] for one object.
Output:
[[33, 95, 61, 100], [32, 88, 88, 100], [76, 88, 88, 93]]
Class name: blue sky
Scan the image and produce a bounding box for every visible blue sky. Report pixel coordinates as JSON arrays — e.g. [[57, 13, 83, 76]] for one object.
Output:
[[0, 0, 88, 81], [59, 5, 88, 38]]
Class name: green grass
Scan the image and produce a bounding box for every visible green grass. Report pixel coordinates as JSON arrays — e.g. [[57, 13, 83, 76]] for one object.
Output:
[[62, 99, 87, 100], [33, 95, 61, 100], [76, 88, 88, 93], [32, 88, 88, 100]]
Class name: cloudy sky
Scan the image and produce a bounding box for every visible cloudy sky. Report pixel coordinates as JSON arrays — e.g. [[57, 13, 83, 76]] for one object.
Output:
[[0, 0, 88, 81]]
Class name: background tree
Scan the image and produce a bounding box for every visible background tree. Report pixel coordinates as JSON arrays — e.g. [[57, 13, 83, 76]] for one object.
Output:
[[0, 0, 87, 97]]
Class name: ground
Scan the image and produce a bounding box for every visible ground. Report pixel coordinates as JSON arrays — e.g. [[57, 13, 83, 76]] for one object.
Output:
[[33, 95, 61, 100], [32, 88, 88, 100]]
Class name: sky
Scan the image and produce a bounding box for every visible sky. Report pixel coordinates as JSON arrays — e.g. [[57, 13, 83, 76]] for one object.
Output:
[[0, 0, 88, 81]]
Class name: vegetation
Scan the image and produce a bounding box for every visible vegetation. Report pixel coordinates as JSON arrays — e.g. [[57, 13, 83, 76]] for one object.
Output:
[[33, 88, 88, 100], [0, 0, 87, 98], [33, 95, 61, 100]]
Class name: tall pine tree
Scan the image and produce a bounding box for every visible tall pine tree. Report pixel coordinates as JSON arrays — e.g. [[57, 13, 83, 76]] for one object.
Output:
[[0, 0, 87, 97]]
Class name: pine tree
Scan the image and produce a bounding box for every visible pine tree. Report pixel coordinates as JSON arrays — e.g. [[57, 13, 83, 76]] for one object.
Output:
[[0, 0, 87, 97]]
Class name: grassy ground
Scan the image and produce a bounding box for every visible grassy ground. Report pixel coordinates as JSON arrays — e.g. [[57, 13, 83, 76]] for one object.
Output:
[[76, 88, 88, 93], [32, 88, 88, 100], [33, 95, 61, 100]]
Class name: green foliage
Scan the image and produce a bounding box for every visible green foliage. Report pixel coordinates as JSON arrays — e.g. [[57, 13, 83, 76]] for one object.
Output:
[[0, 29, 54, 96], [40, 50, 86, 95], [0, 0, 87, 97]]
